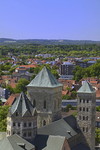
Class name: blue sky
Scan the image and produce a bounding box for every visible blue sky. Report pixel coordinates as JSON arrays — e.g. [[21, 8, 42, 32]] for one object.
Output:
[[0, 0, 100, 40]]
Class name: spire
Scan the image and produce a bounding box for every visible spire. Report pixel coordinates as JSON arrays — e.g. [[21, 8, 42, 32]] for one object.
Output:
[[10, 92, 36, 117], [27, 67, 62, 88], [77, 80, 95, 93]]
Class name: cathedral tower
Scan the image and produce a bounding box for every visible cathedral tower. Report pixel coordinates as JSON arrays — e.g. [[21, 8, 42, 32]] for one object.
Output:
[[27, 67, 62, 128], [77, 81, 96, 150]]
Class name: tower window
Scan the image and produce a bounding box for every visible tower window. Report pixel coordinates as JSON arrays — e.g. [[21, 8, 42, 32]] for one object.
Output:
[[29, 122, 31, 127], [87, 100, 89, 103], [43, 120, 46, 126], [83, 116, 85, 120], [24, 123, 27, 127], [18, 123, 20, 127], [13, 122, 15, 126], [83, 127, 85, 132], [44, 100, 46, 109], [33, 99, 36, 107]]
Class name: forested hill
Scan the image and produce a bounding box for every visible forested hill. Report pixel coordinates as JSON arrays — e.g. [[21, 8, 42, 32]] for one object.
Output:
[[0, 38, 100, 45]]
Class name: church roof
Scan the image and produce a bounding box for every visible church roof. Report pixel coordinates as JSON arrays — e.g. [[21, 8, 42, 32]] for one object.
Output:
[[10, 92, 36, 117], [0, 134, 35, 150], [77, 81, 95, 93], [27, 67, 62, 88], [37, 116, 78, 139]]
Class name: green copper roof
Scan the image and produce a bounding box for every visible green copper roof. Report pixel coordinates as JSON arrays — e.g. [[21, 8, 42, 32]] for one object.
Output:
[[77, 81, 95, 93], [0, 134, 35, 150], [27, 67, 62, 88], [10, 92, 36, 117]]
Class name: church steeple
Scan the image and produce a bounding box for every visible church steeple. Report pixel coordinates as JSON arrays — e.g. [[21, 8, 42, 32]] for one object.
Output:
[[77, 81, 96, 150]]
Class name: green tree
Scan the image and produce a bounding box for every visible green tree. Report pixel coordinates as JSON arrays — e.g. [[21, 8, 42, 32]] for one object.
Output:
[[15, 78, 29, 93], [0, 105, 9, 131]]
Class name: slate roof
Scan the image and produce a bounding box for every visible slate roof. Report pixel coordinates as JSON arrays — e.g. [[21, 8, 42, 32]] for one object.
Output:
[[42, 135, 65, 150], [27, 67, 62, 88], [78, 81, 95, 93], [0, 134, 35, 150], [10, 92, 36, 117], [37, 116, 79, 139], [34, 135, 66, 150]]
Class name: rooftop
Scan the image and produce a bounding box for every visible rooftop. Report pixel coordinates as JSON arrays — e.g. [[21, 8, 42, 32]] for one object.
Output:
[[27, 67, 62, 88], [78, 81, 95, 93]]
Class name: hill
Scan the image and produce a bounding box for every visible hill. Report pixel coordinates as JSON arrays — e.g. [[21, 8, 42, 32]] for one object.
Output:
[[0, 38, 100, 45]]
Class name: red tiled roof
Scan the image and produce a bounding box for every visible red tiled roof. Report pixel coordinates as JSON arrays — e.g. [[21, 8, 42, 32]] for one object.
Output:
[[4, 94, 20, 106]]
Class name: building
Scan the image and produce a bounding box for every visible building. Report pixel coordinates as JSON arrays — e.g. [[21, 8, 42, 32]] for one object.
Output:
[[27, 67, 62, 128], [5, 67, 96, 150], [77, 81, 96, 150], [60, 62, 75, 79], [6, 92, 37, 141]]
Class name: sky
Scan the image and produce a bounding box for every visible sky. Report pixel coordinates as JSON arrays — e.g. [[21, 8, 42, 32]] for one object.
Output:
[[0, 0, 100, 40]]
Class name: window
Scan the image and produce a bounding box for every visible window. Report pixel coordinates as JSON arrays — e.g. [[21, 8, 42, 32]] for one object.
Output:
[[13, 122, 15, 126], [18, 123, 20, 127], [29, 122, 31, 127], [13, 131, 15, 134], [24, 123, 27, 127], [83, 116, 85, 120], [33, 99, 36, 107], [83, 127, 85, 132], [43, 120, 46, 126], [79, 107, 81, 111], [87, 108, 88, 112], [87, 100, 89, 103], [83, 107, 85, 111], [80, 99, 81, 103], [44, 100, 46, 109], [83, 99, 85, 103]]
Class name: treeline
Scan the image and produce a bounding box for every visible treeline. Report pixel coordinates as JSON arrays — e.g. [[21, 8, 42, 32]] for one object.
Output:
[[0, 44, 100, 57], [73, 61, 100, 81]]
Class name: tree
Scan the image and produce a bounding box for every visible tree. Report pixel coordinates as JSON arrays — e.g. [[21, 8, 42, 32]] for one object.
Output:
[[15, 78, 29, 93], [0, 105, 9, 131]]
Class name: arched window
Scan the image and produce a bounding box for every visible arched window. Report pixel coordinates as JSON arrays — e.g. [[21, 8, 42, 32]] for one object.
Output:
[[33, 99, 36, 107], [44, 100, 46, 109], [43, 120, 46, 126]]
